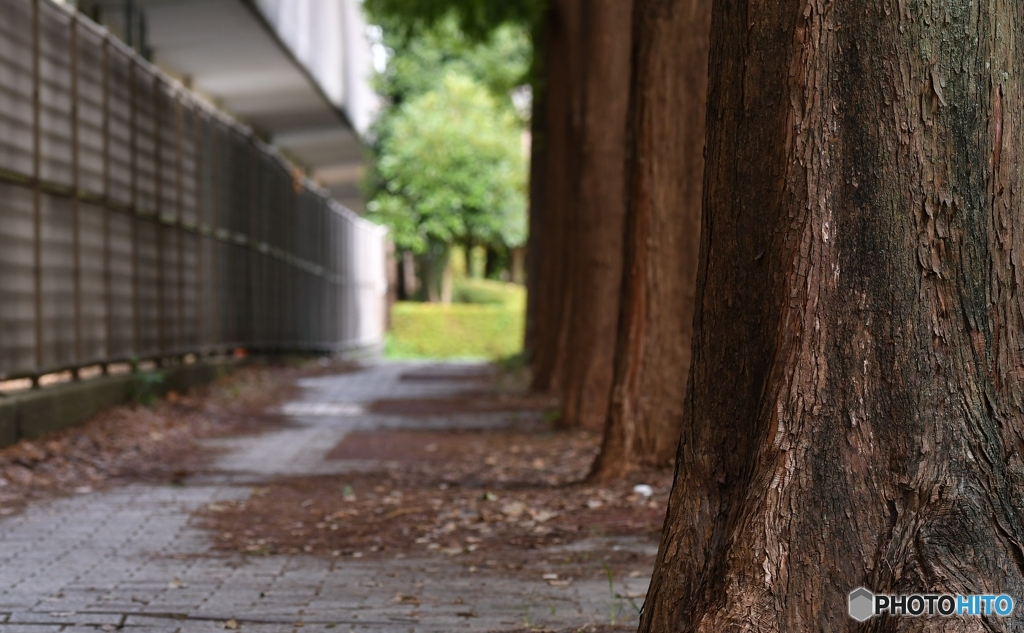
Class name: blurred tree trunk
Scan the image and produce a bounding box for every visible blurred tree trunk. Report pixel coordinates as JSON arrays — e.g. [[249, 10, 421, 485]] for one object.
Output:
[[510, 246, 525, 285], [417, 242, 451, 304], [589, 0, 710, 479], [528, 0, 583, 394], [440, 264, 452, 304], [397, 250, 417, 301], [463, 240, 475, 278], [642, 2, 1024, 631], [524, 19, 547, 358], [484, 245, 500, 279], [558, 0, 634, 429], [385, 241, 397, 329]]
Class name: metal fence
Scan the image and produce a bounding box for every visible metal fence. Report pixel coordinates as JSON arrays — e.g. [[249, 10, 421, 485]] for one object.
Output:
[[0, 0, 389, 381]]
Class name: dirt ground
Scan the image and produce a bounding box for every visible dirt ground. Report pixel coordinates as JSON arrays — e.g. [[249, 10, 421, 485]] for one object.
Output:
[[199, 424, 670, 574]]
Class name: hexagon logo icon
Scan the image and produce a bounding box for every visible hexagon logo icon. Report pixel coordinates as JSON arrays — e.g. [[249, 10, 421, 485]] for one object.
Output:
[[849, 587, 874, 622]]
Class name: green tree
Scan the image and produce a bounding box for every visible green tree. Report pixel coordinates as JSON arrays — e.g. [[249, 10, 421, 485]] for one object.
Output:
[[367, 73, 526, 302], [374, 17, 531, 111], [363, 0, 543, 40], [364, 10, 532, 298]]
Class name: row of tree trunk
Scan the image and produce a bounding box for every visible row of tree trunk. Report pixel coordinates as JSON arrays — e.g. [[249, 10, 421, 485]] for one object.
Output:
[[526, 0, 711, 476], [527, 0, 1024, 629]]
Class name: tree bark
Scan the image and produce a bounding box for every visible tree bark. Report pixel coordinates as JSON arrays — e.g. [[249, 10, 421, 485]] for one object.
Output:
[[528, 0, 583, 394], [589, 0, 710, 480], [484, 245, 502, 280], [524, 19, 547, 359], [417, 241, 450, 304], [557, 0, 634, 430], [510, 246, 525, 285], [642, 2, 1024, 631], [463, 240, 475, 278], [399, 250, 421, 301]]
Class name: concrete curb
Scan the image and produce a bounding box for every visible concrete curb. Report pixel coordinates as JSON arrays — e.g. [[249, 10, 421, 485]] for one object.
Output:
[[0, 360, 234, 449]]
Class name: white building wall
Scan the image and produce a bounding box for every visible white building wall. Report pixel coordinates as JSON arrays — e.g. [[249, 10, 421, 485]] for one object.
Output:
[[254, 0, 378, 137]]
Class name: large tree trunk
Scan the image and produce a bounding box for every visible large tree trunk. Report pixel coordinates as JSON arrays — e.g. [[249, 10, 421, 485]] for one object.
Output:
[[524, 18, 547, 360], [558, 0, 634, 430], [642, 2, 1024, 631], [589, 0, 710, 480], [528, 0, 583, 394]]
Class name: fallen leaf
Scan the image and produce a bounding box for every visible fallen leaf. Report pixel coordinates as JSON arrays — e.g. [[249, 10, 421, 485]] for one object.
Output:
[[501, 501, 526, 518], [531, 509, 557, 523], [393, 594, 421, 606]]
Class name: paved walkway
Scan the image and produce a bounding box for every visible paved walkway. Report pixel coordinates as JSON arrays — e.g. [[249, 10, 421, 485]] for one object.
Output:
[[0, 362, 649, 632]]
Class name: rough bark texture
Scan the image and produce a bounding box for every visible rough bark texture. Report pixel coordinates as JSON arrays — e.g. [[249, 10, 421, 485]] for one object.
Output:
[[528, 0, 582, 394], [589, 0, 710, 480], [558, 0, 634, 430], [642, 1, 1024, 631]]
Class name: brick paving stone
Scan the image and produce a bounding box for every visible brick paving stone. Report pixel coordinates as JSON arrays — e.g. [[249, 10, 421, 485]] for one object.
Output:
[[0, 362, 650, 632]]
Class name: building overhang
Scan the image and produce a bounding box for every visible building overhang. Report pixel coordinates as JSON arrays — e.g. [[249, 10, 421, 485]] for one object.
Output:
[[97, 0, 373, 210]]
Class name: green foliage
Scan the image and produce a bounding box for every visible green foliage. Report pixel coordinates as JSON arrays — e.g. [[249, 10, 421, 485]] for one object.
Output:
[[363, 4, 533, 282], [128, 371, 165, 406], [367, 73, 527, 254], [451, 277, 523, 305], [600, 562, 642, 625], [373, 17, 532, 110], [363, 0, 544, 41], [386, 287, 524, 359]]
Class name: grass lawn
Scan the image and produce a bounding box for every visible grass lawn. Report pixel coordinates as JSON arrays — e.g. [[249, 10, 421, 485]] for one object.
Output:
[[386, 280, 525, 360]]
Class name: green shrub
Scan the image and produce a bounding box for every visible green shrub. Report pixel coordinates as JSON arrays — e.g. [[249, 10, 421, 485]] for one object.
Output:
[[128, 370, 165, 406], [387, 298, 524, 359], [452, 278, 524, 305]]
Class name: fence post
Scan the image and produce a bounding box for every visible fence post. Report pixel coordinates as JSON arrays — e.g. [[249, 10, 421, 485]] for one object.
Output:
[[210, 121, 220, 353], [175, 91, 185, 355], [129, 57, 139, 360], [194, 111, 204, 352], [31, 0, 42, 379], [101, 34, 111, 360], [153, 75, 164, 360], [71, 13, 82, 370]]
